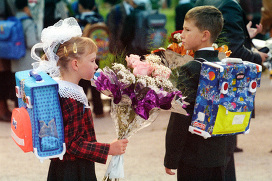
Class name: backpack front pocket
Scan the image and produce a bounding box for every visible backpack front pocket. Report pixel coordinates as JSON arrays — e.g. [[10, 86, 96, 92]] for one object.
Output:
[[212, 105, 251, 135]]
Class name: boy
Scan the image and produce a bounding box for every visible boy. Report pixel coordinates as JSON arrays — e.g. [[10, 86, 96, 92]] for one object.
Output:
[[106, 0, 136, 55], [76, 0, 103, 29], [164, 6, 229, 181]]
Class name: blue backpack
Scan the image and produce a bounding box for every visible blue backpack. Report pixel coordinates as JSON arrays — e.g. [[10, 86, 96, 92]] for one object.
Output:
[[0, 16, 30, 60]]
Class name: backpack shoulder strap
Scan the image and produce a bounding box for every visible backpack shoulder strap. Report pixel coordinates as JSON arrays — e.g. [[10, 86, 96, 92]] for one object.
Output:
[[18, 16, 31, 22], [194, 58, 207, 64], [17, 16, 32, 32], [115, 4, 122, 26]]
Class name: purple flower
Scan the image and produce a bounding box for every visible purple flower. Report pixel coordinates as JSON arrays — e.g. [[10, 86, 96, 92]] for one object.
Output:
[[94, 65, 186, 120]]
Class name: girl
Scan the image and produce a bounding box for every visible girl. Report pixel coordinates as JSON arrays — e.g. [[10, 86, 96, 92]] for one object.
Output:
[[32, 18, 128, 181]]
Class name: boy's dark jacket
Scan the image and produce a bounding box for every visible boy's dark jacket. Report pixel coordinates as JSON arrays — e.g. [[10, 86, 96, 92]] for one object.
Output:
[[164, 50, 230, 168]]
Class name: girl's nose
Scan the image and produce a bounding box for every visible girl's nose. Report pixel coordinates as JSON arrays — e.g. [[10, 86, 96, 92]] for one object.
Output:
[[95, 62, 98, 69]]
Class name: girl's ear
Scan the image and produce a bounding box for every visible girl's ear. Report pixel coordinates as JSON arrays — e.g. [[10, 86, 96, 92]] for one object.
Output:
[[71, 59, 79, 71]]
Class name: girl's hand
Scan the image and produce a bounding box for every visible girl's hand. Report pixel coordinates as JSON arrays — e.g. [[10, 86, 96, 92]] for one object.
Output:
[[109, 139, 129, 155]]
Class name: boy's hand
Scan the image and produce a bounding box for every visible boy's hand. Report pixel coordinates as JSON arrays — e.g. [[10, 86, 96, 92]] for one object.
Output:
[[109, 139, 129, 155], [165, 167, 176, 175]]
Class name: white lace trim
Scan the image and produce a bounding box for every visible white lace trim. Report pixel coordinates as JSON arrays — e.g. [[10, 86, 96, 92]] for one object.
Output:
[[55, 79, 90, 108]]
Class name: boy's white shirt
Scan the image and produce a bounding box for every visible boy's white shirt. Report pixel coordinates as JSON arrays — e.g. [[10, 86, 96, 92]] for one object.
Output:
[[179, 0, 191, 4], [79, 11, 96, 19], [54, 78, 90, 108], [198, 47, 214, 51], [123, 1, 134, 15]]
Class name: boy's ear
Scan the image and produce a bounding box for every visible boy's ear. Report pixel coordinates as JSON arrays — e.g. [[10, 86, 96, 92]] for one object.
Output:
[[202, 30, 211, 42], [71, 59, 79, 71]]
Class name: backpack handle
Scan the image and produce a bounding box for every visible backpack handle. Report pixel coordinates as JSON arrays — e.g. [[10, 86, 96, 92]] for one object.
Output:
[[221, 58, 243, 64], [29, 70, 43, 82]]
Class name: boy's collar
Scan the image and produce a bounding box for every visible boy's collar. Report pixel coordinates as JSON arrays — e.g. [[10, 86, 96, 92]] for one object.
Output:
[[198, 47, 214, 51], [80, 11, 96, 19], [179, 0, 191, 4], [123, 1, 134, 15], [194, 49, 219, 62]]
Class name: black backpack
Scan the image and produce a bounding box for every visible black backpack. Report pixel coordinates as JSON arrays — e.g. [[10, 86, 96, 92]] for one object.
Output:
[[132, 10, 167, 53], [121, 8, 167, 55]]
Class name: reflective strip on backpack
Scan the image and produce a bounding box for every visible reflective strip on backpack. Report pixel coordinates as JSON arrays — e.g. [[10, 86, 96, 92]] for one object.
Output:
[[11, 128, 25, 146]]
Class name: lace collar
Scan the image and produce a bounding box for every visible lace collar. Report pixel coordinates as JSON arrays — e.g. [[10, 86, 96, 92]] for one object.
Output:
[[55, 79, 90, 108]]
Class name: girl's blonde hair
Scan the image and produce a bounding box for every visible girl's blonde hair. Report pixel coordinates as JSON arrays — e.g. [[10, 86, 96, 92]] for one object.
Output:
[[56, 37, 97, 73]]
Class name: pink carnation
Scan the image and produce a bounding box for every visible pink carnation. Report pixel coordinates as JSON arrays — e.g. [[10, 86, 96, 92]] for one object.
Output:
[[126, 54, 141, 68], [133, 61, 154, 76]]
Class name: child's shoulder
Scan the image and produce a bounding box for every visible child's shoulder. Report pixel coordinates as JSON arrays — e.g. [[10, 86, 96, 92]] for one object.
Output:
[[178, 59, 202, 76], [17, 15, 35, 27], [22, 17, 35, 26], [182, 59, 202, 69]]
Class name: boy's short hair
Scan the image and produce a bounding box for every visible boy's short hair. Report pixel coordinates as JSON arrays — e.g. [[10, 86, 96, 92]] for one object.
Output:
[[185, 6, 223, 42], [15, 0, 28, 10], [78, 0, 95, 10]]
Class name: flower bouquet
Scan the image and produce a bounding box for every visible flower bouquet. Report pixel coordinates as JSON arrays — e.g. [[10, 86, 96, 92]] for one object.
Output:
[[94, 54, 188, 180], [151, 30, 232, 69]]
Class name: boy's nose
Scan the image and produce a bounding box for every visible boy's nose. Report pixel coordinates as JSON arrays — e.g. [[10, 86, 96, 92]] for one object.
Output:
[[181, 31, 185, 39]]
